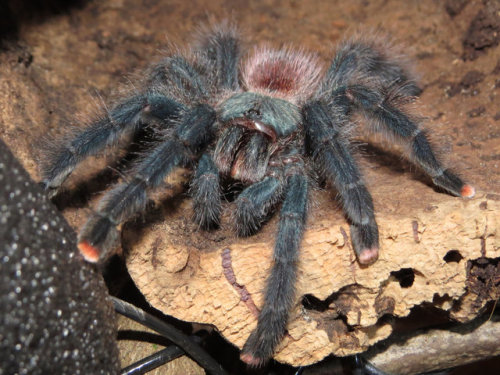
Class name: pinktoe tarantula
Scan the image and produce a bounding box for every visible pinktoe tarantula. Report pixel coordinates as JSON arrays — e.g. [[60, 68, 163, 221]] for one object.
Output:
[[41, 24, 475, 365]]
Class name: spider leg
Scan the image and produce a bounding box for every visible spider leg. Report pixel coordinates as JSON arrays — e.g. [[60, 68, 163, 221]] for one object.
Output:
[[195, 21, 241, 91], [324, 36, 421, 96], [231, 133, 271, 183], [77, 104, 216, 262], [190, 153, 222, 229], [213, 127, 245, 175], [303, 100, 379, 264], [41, 93, 184, 191], [345, 84, 475, 198], [240, 169, 308, 366], [234, 175, 283, 236], [147, 55, 210, 101]]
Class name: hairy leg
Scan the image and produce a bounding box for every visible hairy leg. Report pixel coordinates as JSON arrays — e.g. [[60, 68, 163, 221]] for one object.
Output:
[[240, 171, 308, 366], [345, 84, 474, 198], [41, 93, 184, 191], [303, 99, 379, 264], [213, 127, 245, 175], [147, 55, 209, 102], [195, 21, 241, 91], [190, 153, 222, 229], [78, 104, 216, 262], [324, 35, 420, 96], [234, 175, 283, 236]]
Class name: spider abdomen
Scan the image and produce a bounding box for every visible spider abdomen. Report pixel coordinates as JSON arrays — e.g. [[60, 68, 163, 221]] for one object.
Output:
[[242, 46, 322, 103]]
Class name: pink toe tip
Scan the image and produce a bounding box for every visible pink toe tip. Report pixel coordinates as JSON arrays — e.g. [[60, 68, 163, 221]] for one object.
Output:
[[78, 241, 100, 263], [240, 353, 263, 367], [358, 247, 379, 265], [461, 184, 475, 198]]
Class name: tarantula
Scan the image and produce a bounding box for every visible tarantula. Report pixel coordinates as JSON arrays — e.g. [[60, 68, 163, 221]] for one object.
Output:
[[41, 23, 475, 365]]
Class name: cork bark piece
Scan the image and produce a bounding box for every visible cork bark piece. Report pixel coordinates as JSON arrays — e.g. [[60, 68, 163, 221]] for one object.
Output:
[[125, 183, 499, 366]]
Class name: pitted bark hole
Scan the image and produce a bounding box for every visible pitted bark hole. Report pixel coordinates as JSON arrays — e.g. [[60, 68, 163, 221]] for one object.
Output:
[[443, 250, 463, 263], [391, 268, 415, 288]]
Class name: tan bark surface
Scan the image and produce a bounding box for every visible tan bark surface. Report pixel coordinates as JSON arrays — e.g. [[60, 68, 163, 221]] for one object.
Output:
[[124, 187, 499, 366], [1, 0, 499, 369]]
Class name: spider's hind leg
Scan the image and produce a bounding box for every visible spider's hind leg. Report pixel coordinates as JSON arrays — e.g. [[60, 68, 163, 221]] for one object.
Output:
[[325, 36, 474, 197], [325, 34, 421, 97], [41, 93, 184, 193], [194, 21, 241, 91], [346, 84, 475, 198]]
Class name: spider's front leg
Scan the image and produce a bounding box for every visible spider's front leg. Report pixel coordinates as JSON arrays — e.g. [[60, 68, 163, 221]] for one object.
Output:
[[240, 167, 308, 366], [41, 93, 184, 193], [303, 100, 379, 264], [234, 175, 283, 236], [78, 104, 216, 262], [190, 153, 222, 229]]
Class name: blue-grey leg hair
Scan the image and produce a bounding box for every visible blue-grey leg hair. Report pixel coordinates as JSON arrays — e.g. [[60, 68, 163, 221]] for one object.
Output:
[[240, 171, 308, 366], [195, 22, 241, 91], [234, 175, 283, 236], [78, 104, 216, 261], [190, 153, 222, 229], [41, 93, 184, 191], [303, 99, 379, 264], [345, 84, 470, 197], [147, 55, 210, 102], [323, 37, 421, 97]]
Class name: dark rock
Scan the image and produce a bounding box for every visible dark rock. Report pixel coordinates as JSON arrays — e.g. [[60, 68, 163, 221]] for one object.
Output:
[[463, 0, 500, 60], [445, 0, 469, 17], [0, 139, 119, 375]]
